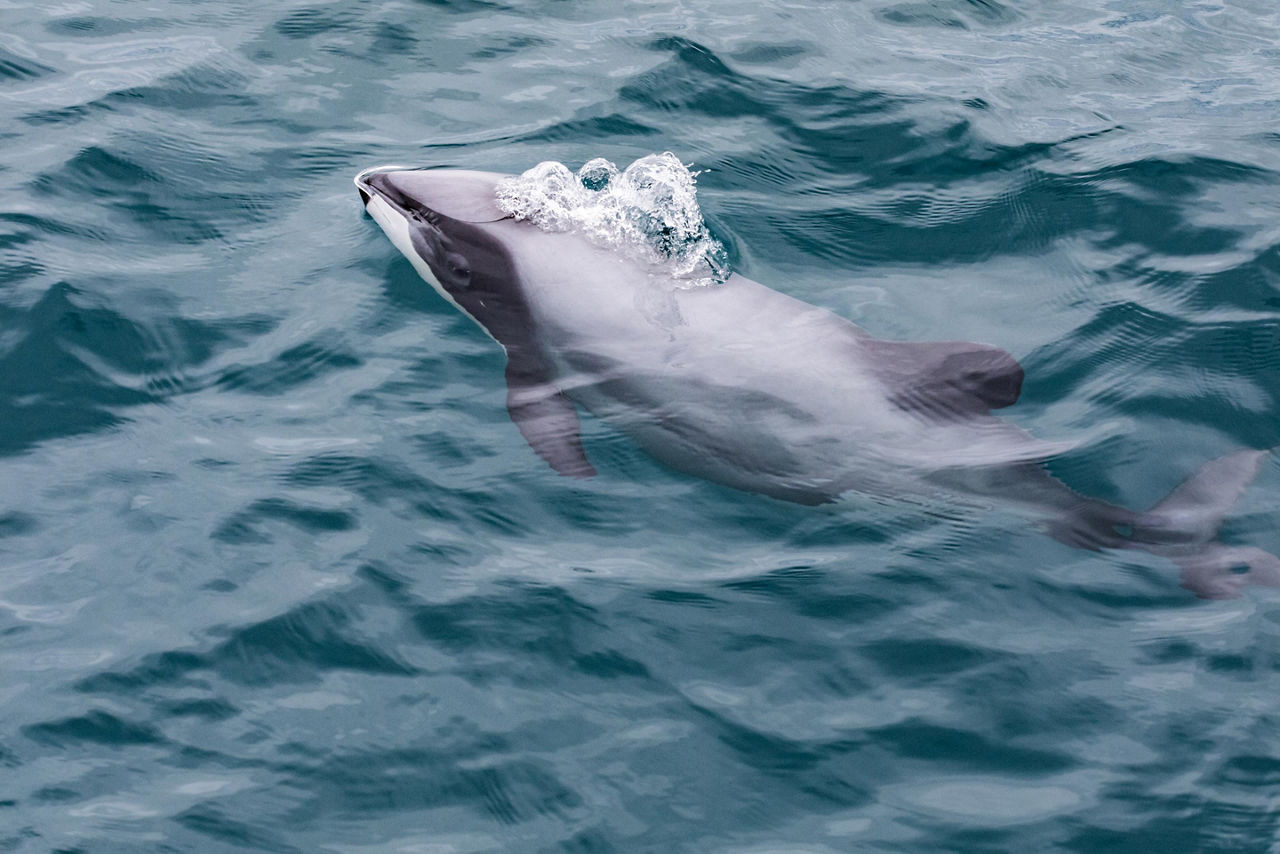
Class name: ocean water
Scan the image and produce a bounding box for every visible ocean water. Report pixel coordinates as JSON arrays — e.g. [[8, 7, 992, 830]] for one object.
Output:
[[3, 0, 1280, 850]]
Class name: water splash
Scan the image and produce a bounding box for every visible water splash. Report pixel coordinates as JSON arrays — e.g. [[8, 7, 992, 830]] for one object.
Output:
[[495, 153, 729, 287]]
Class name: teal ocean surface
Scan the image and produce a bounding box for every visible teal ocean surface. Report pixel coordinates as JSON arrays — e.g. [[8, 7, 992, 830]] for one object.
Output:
[[4, 1, 1280, 850]]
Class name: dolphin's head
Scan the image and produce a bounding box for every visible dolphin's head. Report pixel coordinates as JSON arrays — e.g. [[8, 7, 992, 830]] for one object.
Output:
[[355, 166, 515, 303]]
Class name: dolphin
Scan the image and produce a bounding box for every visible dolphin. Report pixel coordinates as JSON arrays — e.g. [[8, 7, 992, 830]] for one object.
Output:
[[356, 165, 1279, 598]]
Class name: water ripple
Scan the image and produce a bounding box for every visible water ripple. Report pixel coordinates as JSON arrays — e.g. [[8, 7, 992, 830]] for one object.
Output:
[[3, 0, 1280, 850]]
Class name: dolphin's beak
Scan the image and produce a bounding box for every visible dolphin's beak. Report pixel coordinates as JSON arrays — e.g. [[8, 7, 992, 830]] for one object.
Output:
[[353, 166, 511, 223], [354, 165, 409, 209]]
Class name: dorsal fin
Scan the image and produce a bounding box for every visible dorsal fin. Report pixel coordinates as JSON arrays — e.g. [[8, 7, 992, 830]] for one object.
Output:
[[864, 339, 1024, 418]]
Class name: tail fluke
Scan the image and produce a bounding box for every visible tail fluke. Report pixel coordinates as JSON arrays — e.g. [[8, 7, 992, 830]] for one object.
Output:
[[1173, 545, 1280, 600], [1048, 449, 1276, 598], [1132, 449, 1276, 598], [1136, 449, 1269, 546]]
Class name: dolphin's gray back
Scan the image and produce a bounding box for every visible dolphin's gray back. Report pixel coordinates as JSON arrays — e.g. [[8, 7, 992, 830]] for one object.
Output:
[[488, 225, 1068, 500]]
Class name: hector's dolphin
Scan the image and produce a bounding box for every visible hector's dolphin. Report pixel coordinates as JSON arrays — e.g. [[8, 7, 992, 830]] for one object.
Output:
[[356, 165, 1278, 598]]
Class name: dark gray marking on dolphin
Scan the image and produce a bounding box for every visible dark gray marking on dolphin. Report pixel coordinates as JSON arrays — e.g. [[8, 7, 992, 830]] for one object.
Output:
[[863, 338, 1024, 418], [359, 167, 594, 477], [355, 165, 1279, 598]]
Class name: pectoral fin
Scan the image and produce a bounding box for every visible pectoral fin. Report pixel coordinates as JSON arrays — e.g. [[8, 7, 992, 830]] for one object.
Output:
[[506, 365, 595, 478]]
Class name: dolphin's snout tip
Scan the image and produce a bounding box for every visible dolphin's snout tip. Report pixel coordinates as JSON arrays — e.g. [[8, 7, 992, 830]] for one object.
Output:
[[354, 165, 396, 186], [354, 168, 376, 206], [354, 165, 409, 206]]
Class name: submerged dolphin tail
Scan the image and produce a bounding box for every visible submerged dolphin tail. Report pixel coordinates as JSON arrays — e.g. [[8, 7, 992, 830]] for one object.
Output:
[[1170, 545, 1280, 600], [1132, 449, 1280, 598], [1047, 449, 1279, 598]]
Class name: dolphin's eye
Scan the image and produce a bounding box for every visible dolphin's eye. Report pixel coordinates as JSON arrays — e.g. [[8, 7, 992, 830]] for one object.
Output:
[[444, 252, 471, 282]]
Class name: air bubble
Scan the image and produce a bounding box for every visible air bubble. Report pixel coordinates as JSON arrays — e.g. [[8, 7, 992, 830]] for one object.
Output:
[[495, 153, 729, 288]]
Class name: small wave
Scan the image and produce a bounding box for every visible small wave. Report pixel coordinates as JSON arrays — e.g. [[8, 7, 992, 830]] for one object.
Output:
[[495, 152, 729, 288]]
